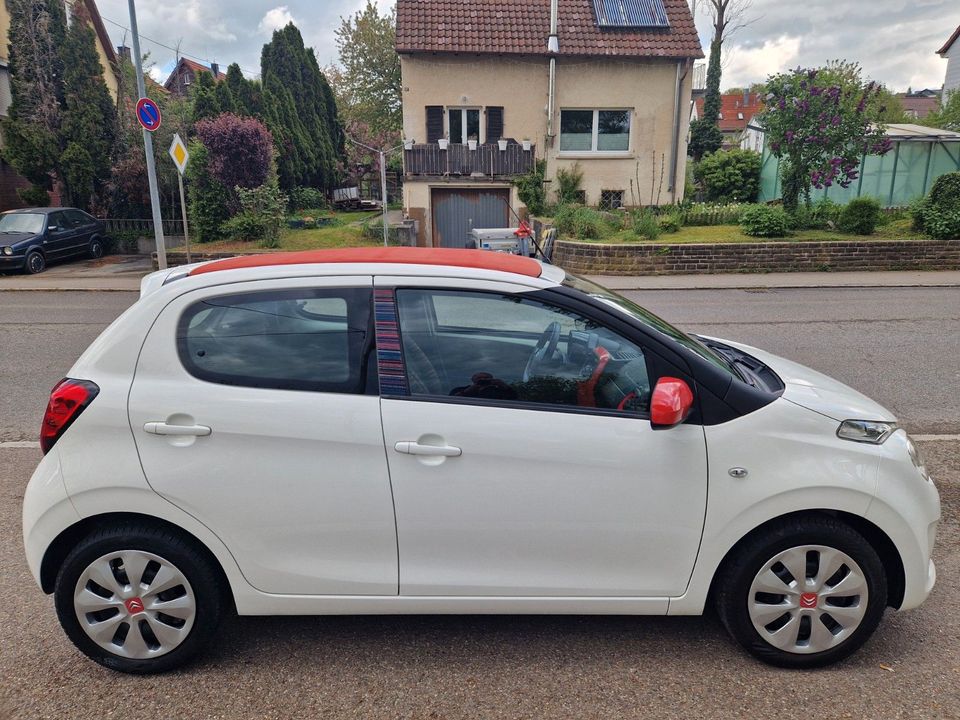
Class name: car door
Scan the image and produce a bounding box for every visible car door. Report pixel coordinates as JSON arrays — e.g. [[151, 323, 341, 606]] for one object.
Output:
[[376, 278, 709, 601], [128, 276, 400, 596], [65, 210, 94, 255], [44, 211, 75, 259]]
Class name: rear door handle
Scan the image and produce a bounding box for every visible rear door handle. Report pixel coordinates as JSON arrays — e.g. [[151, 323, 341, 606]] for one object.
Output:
[[144, 422, 212, 437], [394, 441, 461, 457]]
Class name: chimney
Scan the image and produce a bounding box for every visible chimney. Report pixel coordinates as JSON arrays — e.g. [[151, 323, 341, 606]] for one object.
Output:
[[117, 45, 131, 61], [210, 62, 220, 77]]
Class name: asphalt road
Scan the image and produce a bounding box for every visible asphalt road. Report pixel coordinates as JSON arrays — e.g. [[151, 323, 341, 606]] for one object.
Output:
[[1, 287, 959, 718]]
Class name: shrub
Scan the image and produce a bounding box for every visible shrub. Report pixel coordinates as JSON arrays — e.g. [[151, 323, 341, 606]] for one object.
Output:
[[555, 164, 584, 205], [186, 142, 230, 243], [194, 113, 274, 195], [234, 183, 288, 248], [289, 186, 327, 212], [914, 202, 960, 240], [17, 184, 51, 207], [657, 209, 683, 233], [554, 204, 606, 240], [788, 198, 842, 230], [838, 197, 881, 235], [739, 205, 789, 237], [681, 202, 745, 226], [514, 160, 547, 216], [928, 171, 960, 210], [222, 212, 269, 242], [632, 209, 661, 240], [694, 149, 761, 204]]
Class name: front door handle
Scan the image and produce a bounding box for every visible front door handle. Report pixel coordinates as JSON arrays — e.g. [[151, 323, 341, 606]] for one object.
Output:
[[394, 441, 461, 457], [144, 422, 212, 437]]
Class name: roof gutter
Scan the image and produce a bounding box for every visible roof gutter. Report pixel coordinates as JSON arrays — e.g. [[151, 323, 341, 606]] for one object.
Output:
[[546, 0, 559, 143]]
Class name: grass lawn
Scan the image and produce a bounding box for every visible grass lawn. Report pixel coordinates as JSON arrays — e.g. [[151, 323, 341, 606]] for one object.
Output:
[[581, 219, 918, 244], [170, 210, 382, 254]]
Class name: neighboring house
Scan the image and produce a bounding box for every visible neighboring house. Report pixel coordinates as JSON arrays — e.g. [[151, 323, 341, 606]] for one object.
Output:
[[163, 57, 226, 97], [939, 25, 960, 96], [692, 91, 764, 150], [0, 0, 119, 210], [396, 0, 703, 248], [898, 89, 942, 119]]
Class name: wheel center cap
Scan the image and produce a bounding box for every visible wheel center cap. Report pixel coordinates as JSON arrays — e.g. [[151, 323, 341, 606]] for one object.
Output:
[[799, 592, 818, 609], [124, 597, 145, 615]]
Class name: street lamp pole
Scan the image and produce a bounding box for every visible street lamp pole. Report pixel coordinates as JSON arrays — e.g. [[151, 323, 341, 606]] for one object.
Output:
[[127, 0, 167, 269]]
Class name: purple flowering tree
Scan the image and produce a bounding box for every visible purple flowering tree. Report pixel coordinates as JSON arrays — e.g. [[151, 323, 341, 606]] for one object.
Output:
[[759, 62, 891, 212]]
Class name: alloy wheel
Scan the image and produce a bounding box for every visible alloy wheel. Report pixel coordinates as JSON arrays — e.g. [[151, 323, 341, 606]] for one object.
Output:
[[73, 550, 196, 659], [28, 253, 44, 273], [747, 544, 869, 654]]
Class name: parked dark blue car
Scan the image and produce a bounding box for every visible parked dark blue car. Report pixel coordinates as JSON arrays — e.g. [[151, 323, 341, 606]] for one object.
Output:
[[0, 208, 106, 274]]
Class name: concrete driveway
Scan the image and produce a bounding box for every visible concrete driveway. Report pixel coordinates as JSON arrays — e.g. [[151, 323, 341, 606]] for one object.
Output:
[[0, 255, 149, 291]]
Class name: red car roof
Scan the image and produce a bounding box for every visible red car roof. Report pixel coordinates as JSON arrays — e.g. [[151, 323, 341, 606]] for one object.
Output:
[[188, 247, 544, 278]]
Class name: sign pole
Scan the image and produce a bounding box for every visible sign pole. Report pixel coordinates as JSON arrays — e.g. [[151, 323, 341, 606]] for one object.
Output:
[[178, 173, 190, 264], [128, 0, 167, 270]]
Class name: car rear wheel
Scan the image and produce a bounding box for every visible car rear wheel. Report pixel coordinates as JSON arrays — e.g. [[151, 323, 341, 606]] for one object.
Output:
[[25, 250, 45, 274], [54, 523, 224, 674], [715, 516, 887, 668], [88, 237, 104, 259]]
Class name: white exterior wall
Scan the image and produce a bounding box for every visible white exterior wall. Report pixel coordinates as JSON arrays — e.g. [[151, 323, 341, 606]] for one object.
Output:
[[946, 43, 960, 96]]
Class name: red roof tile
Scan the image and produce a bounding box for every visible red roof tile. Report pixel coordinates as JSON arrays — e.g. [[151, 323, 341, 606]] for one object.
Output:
[[694, 92, 765, 132], [396, 0, 703, 59]]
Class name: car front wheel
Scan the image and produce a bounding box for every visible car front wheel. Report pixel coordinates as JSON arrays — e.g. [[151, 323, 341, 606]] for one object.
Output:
[[53, 523, 224, 674], [715, 516, 887, 668], [25, 250, 45, 274]]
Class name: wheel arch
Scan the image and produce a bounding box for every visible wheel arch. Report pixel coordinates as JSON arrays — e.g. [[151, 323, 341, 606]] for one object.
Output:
[[40, 512, 236, 610], [706, 509, 905, 610]]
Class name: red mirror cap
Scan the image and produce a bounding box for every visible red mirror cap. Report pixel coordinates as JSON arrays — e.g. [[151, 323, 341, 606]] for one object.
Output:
[[650, 377, 694, 428]]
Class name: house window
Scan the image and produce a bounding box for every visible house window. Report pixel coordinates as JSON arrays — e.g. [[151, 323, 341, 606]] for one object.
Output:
[[599, 190, 624, 211], [560, 109, 631, 153], [737, 112, 744, 120], [449, 108, 481, 144]]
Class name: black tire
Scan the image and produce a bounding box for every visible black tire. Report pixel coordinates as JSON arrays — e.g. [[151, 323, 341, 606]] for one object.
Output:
[[24, 250, 45, 274], [88, 236, 104, 259], [715, 515, 887, 669], [54, 523, 224, 674]]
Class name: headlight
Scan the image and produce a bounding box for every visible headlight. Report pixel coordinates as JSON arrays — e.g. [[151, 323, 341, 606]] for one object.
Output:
[[1, 246, 12, 256], [904, 434, 932, 482], [837, 420, 897, 444]]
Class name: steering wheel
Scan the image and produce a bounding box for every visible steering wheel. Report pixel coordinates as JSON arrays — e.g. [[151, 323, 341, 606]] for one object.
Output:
[[523, 321, 561, 382]]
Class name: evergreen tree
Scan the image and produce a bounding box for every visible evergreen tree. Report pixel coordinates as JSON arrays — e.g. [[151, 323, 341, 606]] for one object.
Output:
[[214, 80, 236, 115], [260, 23, 341, 190], [225, 63, 263, 117], [1, 0, 68, 193], [191, 71, 221, 124], [59, 0, 118, 208], [688, 39, 724, 161]]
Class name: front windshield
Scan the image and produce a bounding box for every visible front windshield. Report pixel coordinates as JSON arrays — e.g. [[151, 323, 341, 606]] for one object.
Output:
[[563, 273, 738, 377], [0, 213, 45, 234]]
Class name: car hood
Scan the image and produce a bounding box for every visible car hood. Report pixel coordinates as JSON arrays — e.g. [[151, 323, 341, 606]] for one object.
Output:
[[0, 232, 40, 247], [709, 337, 897, 423]]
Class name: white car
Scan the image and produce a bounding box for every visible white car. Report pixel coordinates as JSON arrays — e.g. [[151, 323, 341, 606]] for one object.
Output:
[[23, 248, 939, 674]]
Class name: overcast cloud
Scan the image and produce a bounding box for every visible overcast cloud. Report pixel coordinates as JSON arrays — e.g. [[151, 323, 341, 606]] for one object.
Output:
[[96, 0, 957, 92]]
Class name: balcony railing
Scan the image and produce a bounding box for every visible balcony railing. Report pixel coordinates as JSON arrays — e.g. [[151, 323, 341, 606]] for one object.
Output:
[[404, 142, 536, 178]]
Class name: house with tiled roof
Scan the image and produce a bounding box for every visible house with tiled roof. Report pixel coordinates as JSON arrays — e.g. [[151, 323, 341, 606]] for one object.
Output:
[[938, 25, 960, 96], [164, 57, 227, 97], [898, 89, 941, 120], [691, 91, 764, 151], [397, 0, 703, 247]]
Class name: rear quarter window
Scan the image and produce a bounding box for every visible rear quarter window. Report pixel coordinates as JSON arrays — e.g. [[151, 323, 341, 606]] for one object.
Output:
[[177, 288, 373, 393]]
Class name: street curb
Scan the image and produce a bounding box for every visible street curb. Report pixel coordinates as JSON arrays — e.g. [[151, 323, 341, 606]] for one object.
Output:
[[0, 286, 140, 292], [602, 282, 960, 291]]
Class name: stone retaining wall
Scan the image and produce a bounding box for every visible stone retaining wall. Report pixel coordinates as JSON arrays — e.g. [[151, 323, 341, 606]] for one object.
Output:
[[551, 239, 960, 275]]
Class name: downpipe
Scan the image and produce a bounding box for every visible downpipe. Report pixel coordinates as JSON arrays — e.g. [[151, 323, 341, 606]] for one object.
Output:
[[669, 60, 690, 202]]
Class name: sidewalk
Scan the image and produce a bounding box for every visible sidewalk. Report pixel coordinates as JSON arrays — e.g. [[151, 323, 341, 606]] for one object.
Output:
[[2, 256, 960, 292]]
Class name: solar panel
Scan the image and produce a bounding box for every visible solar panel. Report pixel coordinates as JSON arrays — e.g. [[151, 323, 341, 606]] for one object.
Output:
[[592, 0, 670, 28]]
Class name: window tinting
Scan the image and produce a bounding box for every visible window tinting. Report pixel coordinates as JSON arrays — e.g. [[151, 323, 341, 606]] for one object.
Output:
[[396, 289, 650, 414], [177, 288, 372, 393]]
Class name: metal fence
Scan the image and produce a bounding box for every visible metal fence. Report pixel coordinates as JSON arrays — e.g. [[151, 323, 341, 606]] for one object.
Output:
[[104, 217, 185, 237]]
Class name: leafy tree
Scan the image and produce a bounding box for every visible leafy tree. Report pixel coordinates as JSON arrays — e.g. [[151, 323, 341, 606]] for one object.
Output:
[[261, 23, 341, 190], [694, 149, 761, 203], [333, 1, 401, 135], [760, 63, 891, 212], [194, 113, 273, 195], [185, 141, 230, 242], [59, 0, 118, 208], [1, 0, 68, 193], [920, 91, 960, 132], [688, 0, 752, 161]]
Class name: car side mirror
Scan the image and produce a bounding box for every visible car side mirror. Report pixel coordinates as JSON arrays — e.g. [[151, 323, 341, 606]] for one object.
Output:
[[650, 377, 694, 429]]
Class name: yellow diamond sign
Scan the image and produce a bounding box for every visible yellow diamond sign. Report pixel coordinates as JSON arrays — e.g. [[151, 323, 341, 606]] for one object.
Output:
[[168, 133, 189, 175]]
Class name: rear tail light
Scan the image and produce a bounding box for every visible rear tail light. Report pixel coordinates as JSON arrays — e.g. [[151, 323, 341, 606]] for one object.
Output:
[[40, 379, 99, 454]]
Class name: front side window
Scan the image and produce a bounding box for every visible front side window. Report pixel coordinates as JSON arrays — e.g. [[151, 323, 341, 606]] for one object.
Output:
[[177, 288, 372, 393], [448, 108, 481, 143], [396, 289, 651, 414], [560, 109, 631, 153]]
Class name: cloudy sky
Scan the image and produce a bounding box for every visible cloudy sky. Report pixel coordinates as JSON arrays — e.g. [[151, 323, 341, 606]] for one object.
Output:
[[96, 0, 958, 92]]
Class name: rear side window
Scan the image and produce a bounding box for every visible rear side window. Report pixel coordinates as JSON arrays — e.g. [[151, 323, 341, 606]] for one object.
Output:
[[66, 210, 91, 227], [177, 288, 372, 393]]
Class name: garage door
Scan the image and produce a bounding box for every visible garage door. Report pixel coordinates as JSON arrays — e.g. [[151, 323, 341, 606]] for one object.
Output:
[[432, 188, 510, 248]]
